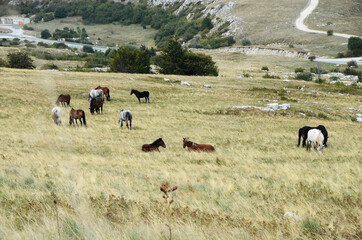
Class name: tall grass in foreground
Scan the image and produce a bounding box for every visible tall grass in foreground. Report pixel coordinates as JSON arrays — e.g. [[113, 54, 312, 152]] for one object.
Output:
[[0, 68, 360, 239]]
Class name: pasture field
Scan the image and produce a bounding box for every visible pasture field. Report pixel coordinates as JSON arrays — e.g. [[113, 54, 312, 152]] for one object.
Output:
[[0, 66, 361, 239]]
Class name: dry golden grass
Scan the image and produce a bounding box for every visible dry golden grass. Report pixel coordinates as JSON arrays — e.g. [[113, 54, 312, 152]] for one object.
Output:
[[0, 62, 361, 239]]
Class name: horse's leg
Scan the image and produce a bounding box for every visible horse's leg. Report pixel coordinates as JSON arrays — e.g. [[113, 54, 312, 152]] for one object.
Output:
[[120, 121, 123, 128], [101, 105, 103, 114], [138, 97, 141, 103], [126, 120, 129, 129], [129, 119, 132, 130]]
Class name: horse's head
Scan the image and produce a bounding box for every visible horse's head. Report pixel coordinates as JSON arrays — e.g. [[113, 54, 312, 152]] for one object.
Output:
[[159, 138, 166, 148], [130, 89, 134, 95], [183, 138, 190, 148]]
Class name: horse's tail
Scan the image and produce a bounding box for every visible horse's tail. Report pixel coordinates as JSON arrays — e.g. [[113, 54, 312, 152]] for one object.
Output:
[[107, 89, 110, 101], [297, 128, 302, 147], [81, 110, 87, 127]]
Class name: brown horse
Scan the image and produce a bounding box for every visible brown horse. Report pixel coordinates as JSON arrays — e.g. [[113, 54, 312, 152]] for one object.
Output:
[[183, 138, 215, 152], [90, 96, 103, 115], [142, 138, 166, 152], [56, 94, 71, 107], [95, 86, 110, 101], [69, 108, 87, 127]]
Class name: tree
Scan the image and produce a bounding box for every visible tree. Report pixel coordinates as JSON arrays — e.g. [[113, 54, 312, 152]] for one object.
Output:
[[110, 46, 150, 73], [201, 17, 213, 30], [348, 37, 362, 57], [54, 6, 68, 18], [41, 29, 51, 39], [7, 52, 35, 69], [83, 45, 94, 53], [158, 38, 218, 76]]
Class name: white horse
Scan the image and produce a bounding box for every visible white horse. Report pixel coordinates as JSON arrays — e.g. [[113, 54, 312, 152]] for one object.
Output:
[[51, 107, 62, 126], [119, 110, 132, 129], [88, 89, 104, 102], [306, 129, 324, 154]]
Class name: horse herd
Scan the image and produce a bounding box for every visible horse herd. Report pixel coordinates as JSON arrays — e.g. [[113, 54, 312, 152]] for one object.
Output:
[[51, 85, 329, 154]]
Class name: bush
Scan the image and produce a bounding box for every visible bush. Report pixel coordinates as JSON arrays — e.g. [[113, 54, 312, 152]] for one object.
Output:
[[200, 36, 235, 49], [41, 63, 58, 70], [347, 37, 362, 56], [310, 67, 327, 74], [347, 60, 358, 68], [336, 52, 345, 58], [52, 43, 68, 49], [343, 67, 362, 81], [327, 30, 333, 36], [41, 29, 51, 39], [294, 67, 304, 73], [0, 58, 8, 67], [83, 45, 94, 53], [54, 6, 68, 18], [303, 218, 320, 235], [308, 56, 316, 61], [296, 72, 313, 81], [37, 42, 51, 48], [31, 51, 55, 60], [23, 25, 34, 30], [7, 52, 35, 69], [262, 73, 280, 79], [241, 38, 252, 46], [261, 66, 269, 71], [110, 46, 150, 73]]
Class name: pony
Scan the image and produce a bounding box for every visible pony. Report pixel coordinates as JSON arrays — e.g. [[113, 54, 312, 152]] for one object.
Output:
[[56, 94, 71, 107], [183, 138, 215, 152], [306, 129, 324, 154], [119, 109, 132, 129], [95, 86, 110, 101], [88, 89, 104, 102], [90, 96, 103, 115], [130, 89, 150, 103], [51, 106, 62, 125], [298, 125, 328, 147], [69, 108, 87, 127], [142, 138, 166, 152]]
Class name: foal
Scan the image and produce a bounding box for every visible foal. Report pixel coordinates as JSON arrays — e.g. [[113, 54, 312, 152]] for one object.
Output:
[[306, 129, 324, 154], [69, 108, 87, 127], [298, 125, 328, 147], [119, 110, 132, 129], [51, 106, 62, 125], [142, 138, 166, 152], [130, 89, 150, 103], [56, 94, 71, 107], [183, 138, 215, 152]]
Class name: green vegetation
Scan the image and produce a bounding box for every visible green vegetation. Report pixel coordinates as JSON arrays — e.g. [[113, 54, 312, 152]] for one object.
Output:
[[7, 52, 34, 69], [52, 27, 90, 44], [327, 29, 333, 36], [110, 46, 151, 73], [296, 72, 313, 81], [41, 29, 51, 39], [262, 73, 280, 79], [347, 37, 362, 57]]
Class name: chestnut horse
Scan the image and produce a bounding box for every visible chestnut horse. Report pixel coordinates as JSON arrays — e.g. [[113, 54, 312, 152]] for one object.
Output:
[[56, 94, 71, 107], [183, 138, 215, 152], [95, 86, 110, 101], [69, 108, 87, 127], [142, 138, 166, 152]]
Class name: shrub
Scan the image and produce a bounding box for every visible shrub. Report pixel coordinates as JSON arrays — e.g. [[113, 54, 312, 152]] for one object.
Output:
[[308, 56, 316, 61], [25, 42, 36, 48], [32, 51, 55, 60], [41, 29, 51, 39], [110, 46, 150, 73], [41, 63, 58, 70], [82, 45, 94, 53], [54, 6, 68, 19], [347, 37, 362, 56], [289, 44, 294, 48], [336, 52, 345, 58], [0, 58, 8, 67], [303, 218, 320, 235], [327, 30, 333, 36], [242, 38, 252, 46], [52, 43, 68, 49], [294, 67, 304, 73], [37, 42, 51, 48], [7, 52, 35, 69], [261, 66, 269, 71], [347, 60, 358, 68], [296, 72, 313, 81], [262, 73, 280, 79], [310, 67, 327, 74], [23, 25, 34, 30], [200, 36, 235, 49]]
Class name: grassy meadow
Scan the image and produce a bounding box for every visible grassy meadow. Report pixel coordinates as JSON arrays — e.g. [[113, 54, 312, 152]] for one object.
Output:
[[0, 63, 361, 239]]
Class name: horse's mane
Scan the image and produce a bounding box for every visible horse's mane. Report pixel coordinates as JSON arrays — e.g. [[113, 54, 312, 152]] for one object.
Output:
[[151, 138, 162, 146], [185, 138, 196, 146]]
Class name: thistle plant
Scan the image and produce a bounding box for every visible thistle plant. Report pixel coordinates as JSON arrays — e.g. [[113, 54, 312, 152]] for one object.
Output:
[[160, 181, 178, 240]]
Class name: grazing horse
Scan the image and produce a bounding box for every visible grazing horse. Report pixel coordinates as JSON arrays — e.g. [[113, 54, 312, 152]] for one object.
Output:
[[183, 138, 215, 152], [298, 125, 328, 147], [69, 108, 87, 127], [90, 97, 104, 114], [95, 86, 110, 101], [56, 94, 71, 107], [88, 89, 104, 102], [130, 89, 150, 103], [51, 107, 62, 125], [142, 138, 166, 152], [119, 109, 132, 129], [306, 129, 324, 154]]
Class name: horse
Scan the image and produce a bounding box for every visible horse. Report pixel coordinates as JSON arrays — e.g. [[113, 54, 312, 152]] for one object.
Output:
[[183, 138, 215, 152], [306, 129, 324, 154], [119, 109, 132, 129], [142, 138, 166, 152], [90, 97, 103, 115], [298, 125, 328, 147], [56, 94, 71, 107], [51, 107, 62, 125], [88, 89, 104, 102], [69, 108, 87, 127], [130, 89, 150, 103], [95, 86, 110, 101]]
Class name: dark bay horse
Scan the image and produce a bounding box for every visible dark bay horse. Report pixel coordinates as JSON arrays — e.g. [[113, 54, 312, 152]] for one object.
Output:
[[69, 108, 86, 127], [131, 89, 150, 103], [90, 97, 103, 114], [56, 94, 71, 107], [183, 138, 215, 152], [95, 86, 110, 101], [298, 125, 328, 147], [142, 138, 166, 152]]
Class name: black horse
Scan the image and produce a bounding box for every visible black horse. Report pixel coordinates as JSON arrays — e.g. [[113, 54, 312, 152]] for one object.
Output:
[[298, 125, 328, 147], [90, 96, 104, 114], [130, 89, 150, 103]]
